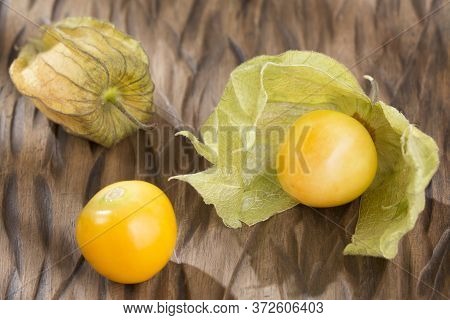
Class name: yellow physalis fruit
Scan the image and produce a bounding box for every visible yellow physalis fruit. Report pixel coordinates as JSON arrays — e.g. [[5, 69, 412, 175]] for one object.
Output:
[[9, 17, 154, 147], [76, 181, 177, 284], [277, 110, 378, 208]]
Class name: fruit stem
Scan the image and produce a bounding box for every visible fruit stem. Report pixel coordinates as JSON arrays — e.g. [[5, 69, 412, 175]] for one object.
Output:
[[363, 75, 379, 104], [102, 87, 156, 130], [111, 100, 156, 130]]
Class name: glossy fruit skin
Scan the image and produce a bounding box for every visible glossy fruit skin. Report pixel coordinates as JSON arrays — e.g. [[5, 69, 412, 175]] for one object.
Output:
[[75, 181, 177, 284], [277, 110, 377, 208]]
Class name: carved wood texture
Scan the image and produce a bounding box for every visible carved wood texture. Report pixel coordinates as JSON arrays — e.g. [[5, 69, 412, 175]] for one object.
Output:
[[0, 0, 448, 299]]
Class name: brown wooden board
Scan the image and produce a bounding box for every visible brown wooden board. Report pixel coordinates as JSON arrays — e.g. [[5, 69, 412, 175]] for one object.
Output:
[[0, 0, 449, 299]]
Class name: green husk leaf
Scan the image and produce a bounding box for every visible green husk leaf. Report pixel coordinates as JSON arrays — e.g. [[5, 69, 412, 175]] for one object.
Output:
[[170, 50, 439, 258], [343, 101, 439, 258]]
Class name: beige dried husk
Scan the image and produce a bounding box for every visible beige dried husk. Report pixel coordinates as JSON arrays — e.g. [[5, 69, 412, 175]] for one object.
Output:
[[9, 17, 154, 147]]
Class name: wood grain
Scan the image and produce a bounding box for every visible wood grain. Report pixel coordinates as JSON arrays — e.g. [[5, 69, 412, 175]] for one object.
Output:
[[0, 0, 449, 299]]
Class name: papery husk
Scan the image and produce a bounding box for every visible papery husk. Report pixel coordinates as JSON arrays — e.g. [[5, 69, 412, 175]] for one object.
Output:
[[170, 51, 440, 259], [9, 17, 154, 147]]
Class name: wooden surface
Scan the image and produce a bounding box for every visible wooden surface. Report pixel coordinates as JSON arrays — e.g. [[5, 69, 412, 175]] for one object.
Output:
[[0, 0, 449, 300]]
